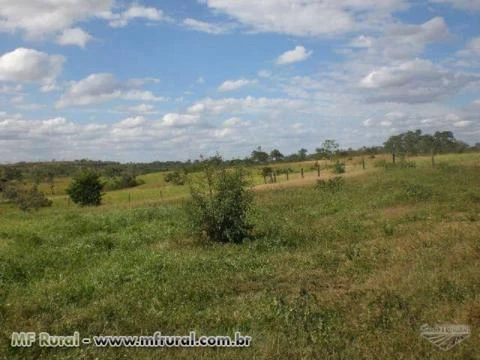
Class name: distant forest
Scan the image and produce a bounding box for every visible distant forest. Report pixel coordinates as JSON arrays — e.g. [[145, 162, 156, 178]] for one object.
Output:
[[1, 130, 479, 182]]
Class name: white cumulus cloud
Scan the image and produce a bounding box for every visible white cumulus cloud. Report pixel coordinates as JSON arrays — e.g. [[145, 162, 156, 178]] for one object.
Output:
[[0, 0, 112, 38], [359, 58, 479, 103], [183, 18, 231, 34], [56, 73, 167, 108], [102, 5, 167, 28], [200, 0, 407, 36], [276, 46, 312, 65], [218, 79, 256, 92], [0, 48, 64, 85], [115, 116, 146, 129], [161, 113, 201, 127], [56, 28, 92, 48]]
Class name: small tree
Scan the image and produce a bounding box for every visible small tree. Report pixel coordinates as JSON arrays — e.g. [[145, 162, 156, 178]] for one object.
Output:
[[187, 158, 254, 243], [322, 140, 339, 161], [66, 171, 104, 206]]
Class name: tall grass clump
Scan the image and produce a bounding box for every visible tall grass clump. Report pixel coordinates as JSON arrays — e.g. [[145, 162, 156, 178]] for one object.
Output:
[[187, 159, 254, 243], [315, 177, 345, 193]]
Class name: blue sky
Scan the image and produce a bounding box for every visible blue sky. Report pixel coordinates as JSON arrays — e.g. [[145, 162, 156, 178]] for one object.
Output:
[[0, 0, 479, 162]]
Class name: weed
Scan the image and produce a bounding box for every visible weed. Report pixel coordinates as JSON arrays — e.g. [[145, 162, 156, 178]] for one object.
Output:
[[315, 177, 344, 192]]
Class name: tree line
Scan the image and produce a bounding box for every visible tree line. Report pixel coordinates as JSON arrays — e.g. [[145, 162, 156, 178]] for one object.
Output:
[[1, 130, 479, 210], [1, 130, 477, 179]]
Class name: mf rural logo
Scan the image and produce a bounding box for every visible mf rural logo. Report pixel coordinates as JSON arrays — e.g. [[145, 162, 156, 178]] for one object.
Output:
[[420, 324, 470, 351]]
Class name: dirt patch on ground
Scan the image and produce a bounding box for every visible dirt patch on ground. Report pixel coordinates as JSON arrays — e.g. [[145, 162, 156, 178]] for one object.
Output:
[[254, 167, 377, 192]]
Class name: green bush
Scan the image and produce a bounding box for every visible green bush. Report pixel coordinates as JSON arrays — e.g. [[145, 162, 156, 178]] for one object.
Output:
[[187, 161, 254, 243], [332, 161, 345, 174], [104, 174, 144, 190], [66, 171, 104, 206], [2, 184, 52, 211], [315, 177, 344, 192], [164, 171, 186, 185], [261, 167, 273, 176]]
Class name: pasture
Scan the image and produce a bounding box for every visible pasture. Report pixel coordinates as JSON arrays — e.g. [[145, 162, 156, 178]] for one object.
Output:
[[1, 153, 479, 359]]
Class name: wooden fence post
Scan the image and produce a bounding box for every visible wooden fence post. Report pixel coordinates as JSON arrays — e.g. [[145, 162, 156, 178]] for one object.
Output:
[[273, 171, 277, 183], [301, 168, 304, 179], [362, 158, 365, 170], [286, 170, 289, 181], [317, 165, 320, 177]]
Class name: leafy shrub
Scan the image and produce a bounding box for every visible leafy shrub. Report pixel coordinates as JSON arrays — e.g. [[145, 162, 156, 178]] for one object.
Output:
[[66, 171, 104, 206], [2, 184, 52, 211], [164, 171, 186, 185], [260, 167, 275, 183], [332, 161, 345, 174], [315, 177, 344, 193], [187, 161, 254, 243], [104, 174, 144, 190], [261, 167, 273, 176]]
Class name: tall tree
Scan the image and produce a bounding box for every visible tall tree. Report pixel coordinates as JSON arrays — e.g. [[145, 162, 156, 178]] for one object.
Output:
[[298, 148, 308, 161], [270, 149, 284, 162]]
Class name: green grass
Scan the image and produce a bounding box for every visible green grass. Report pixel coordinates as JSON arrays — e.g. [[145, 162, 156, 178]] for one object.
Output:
[[1, 153, 479, 359]]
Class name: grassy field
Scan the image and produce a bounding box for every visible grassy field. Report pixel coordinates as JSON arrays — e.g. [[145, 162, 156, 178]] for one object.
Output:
[[1, 153, 480, 359]]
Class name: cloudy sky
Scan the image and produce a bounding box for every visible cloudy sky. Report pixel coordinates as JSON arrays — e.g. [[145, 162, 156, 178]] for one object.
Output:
[[0, 0, 479, 162]]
